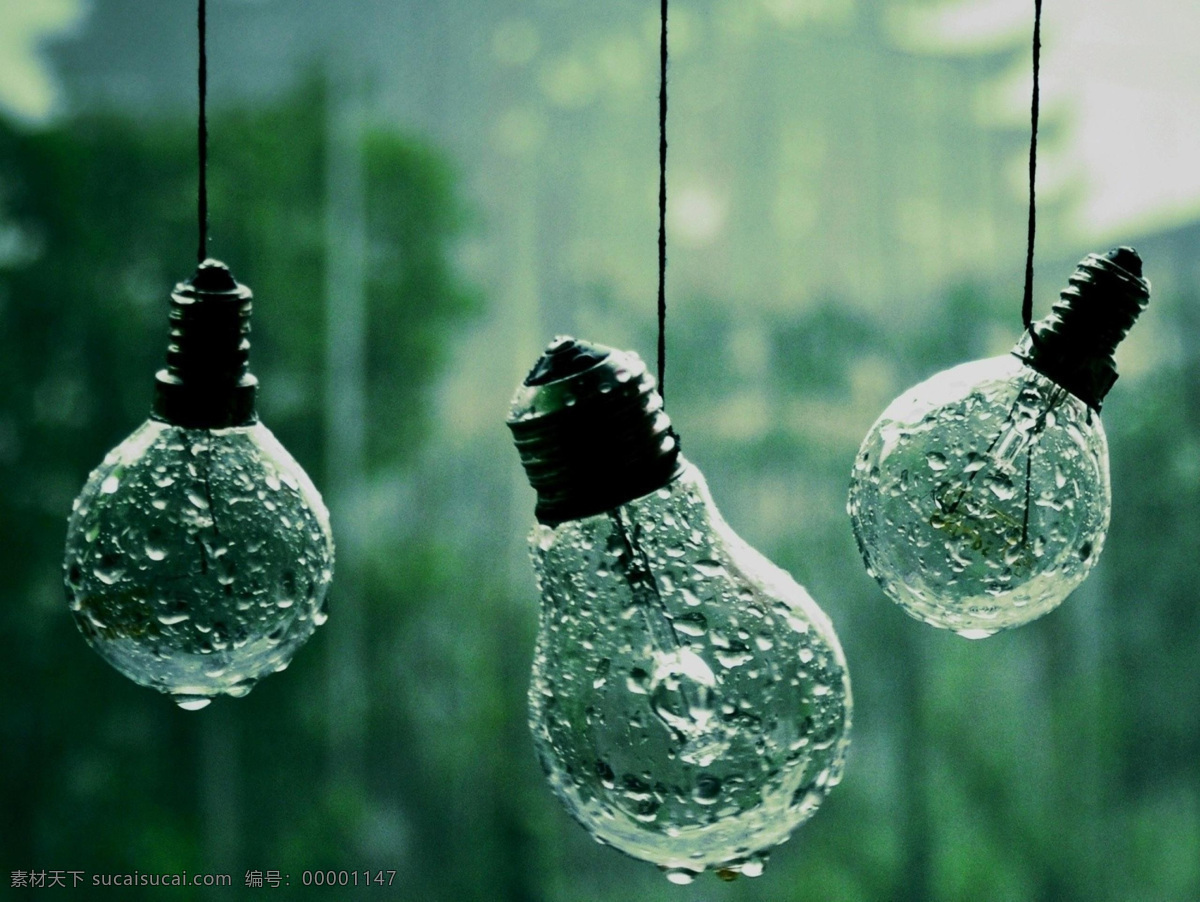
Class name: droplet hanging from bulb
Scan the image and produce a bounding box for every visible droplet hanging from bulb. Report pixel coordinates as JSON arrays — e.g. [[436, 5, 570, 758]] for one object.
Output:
[[64, 260, 334, 709], [848, 248, 1149, 637], [509, 337, 851, 881]]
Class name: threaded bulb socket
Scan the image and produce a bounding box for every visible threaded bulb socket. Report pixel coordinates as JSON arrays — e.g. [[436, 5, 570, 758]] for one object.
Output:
[[1012, 246, 1150, 410], [508, 337, 683, 526], [152, 259, 258, 429]]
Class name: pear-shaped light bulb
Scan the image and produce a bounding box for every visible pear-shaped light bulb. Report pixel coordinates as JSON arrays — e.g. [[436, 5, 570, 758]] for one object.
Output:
[[508, 337, 851, 883], [848, 248, 1149, 638], [64, 260, 334, 709]]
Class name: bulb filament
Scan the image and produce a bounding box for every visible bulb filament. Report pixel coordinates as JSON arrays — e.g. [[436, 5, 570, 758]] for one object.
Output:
[[931, 376, 1070, 554], [608, 509, 680, 654], [195, 441, 220, 575], [608, 508, 725, 764]]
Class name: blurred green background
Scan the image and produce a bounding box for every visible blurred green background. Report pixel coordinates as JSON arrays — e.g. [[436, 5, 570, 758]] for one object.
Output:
[[2, 1, 1198, 899]]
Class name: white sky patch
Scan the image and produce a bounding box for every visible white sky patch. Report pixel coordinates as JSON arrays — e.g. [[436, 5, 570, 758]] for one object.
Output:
[[896, 0, 1200, 240], [0, 0, 86, 121], [670, 184, 727, 248]]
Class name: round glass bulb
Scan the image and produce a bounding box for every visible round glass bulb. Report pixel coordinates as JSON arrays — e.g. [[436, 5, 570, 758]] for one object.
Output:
[[848, 353, 1108, 638], [529, 460, 851, 882], [64, 419, 334, 709]]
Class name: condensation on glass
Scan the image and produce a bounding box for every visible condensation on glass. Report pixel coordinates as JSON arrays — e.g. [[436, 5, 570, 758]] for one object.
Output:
[[529, 461, 851, 882], [64, 419, 334, 709], [848, 354, 1109, 638]]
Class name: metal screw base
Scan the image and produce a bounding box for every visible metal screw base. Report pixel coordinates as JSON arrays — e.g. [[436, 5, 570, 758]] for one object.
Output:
[[1012, 247, 1150, 410], [153, 259, 258, 429]]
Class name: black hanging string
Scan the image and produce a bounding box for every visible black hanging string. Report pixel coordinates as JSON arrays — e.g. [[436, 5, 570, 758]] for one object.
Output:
[[197, 0, 209, 264], [1021, 0, 1042, 332], [657, 0, 668, 399]]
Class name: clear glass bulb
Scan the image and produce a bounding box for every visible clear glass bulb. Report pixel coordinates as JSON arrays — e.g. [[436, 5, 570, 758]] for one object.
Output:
[[63, 259, 333, 709], [847, 355, 1108, 638], [529, 462, 850, 881], [509, 337, 850, 882], [847, 248, 1149, 638], [64, 419, 334, 709]]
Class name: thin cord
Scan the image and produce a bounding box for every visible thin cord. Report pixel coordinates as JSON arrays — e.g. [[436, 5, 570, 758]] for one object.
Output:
[[657, 0, 668, 399], [1021, 0, 1042, 332], [197, 0, 209, 264]]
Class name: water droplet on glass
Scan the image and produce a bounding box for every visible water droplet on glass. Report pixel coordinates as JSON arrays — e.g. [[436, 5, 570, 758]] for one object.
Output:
[[672, 611, 707, 637], [692, 774, 722, 804], [63, 419, 335, 706], [526, 461, 849, 877], [985, 473, 1016, 501], [174, 695, 212, 711], [739, 854, 767, 878], [956, 628, 995, 640], [848, 356, 1110, 637], [626, 667, 650, 695], [715, 647, 754, 669], [94, 564, 125, 585], [662, 868, 698, 886]]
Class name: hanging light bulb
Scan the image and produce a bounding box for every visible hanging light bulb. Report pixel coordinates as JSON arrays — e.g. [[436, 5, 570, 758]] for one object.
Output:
[[507, 337, 851, 883], [64, 260, 334, 709], [848, 248, 1149, 638]]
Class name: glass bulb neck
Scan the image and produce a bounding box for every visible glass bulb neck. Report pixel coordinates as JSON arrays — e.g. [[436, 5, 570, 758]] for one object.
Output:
[[508, 337, 683, 527], [153, 259, 258, 429], [1013, 246, 1150, 410]]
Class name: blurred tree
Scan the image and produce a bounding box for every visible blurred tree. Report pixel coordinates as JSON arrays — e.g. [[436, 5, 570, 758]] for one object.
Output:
[[4, 2, 1197, 901], [0, 79, 477, 898]]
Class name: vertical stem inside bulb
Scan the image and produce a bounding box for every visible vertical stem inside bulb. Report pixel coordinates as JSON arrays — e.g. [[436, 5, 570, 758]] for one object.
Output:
[[932, 376, 1070, 552], [608, 509, 681, 655], [1022, 444, 1033, 545]]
